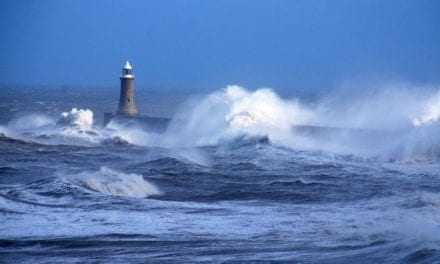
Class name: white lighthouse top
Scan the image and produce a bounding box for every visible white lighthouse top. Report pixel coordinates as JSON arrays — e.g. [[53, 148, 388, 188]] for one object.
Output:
[[123, 61, 132, 70], [122, 61, 134, 78]]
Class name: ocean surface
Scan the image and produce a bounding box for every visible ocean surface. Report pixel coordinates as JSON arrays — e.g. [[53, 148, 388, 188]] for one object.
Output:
[[1, 85, 440, 263]]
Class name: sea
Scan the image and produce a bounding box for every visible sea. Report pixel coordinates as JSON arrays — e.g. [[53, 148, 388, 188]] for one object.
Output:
[[1, 85, 440, 263]]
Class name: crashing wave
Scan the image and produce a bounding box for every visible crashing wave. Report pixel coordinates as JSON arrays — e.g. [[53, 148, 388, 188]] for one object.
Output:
[[1, 109, 102, 146], [163, 85, 313, 147], [1, 108, 159, 147]]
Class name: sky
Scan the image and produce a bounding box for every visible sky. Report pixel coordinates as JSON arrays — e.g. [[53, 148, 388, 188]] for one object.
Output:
[[1, 0, 440, 95]]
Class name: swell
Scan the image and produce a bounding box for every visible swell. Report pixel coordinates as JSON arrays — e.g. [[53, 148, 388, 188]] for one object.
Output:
[[1, 235, 436, 264], [0, 133, 43, 147], [143, 159, 396, 204]]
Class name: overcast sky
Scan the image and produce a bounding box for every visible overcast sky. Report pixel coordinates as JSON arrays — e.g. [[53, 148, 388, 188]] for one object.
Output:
[[1, 0, 439, 94]]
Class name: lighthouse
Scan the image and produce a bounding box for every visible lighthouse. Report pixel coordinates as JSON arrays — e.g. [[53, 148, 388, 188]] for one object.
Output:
[[117, 61, 139, 117], [103, 61, 169, 132]]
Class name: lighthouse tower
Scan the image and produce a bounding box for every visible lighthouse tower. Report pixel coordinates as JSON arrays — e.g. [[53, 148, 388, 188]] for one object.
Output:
[[103, 61, 169, 130], [117, 61, 139, 117]]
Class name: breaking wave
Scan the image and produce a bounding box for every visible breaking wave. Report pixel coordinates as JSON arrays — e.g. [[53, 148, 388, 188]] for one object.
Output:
[[72, 167, 161, 198], [0, 167, 161, 211]]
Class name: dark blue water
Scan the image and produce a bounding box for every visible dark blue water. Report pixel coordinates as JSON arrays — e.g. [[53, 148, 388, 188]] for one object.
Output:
[[1, 87, 440, 263]]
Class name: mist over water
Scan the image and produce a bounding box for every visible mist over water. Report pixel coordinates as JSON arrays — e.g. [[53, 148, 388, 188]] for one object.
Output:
[[1, 84, 440, 263]]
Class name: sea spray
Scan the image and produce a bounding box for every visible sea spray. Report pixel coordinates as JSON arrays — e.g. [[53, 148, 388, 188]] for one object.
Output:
[[9, 114, 55, 131], [412, 91, 440, 127], [313, 84, 424, 131], [104, 120, 160, 146]]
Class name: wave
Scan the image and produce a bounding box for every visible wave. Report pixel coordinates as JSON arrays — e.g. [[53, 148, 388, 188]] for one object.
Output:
[[72, 167, 161, 198], [0, 132, 42, 146]]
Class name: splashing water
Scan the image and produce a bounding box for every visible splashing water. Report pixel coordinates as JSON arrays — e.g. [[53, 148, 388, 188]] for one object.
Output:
[[60, 108, 94, 130]]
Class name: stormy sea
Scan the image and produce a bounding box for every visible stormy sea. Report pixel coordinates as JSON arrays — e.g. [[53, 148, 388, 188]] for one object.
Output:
[[1, 84, 440, 263]]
